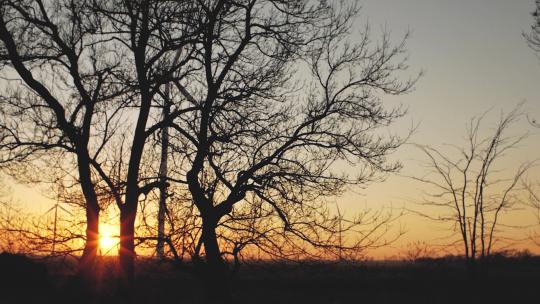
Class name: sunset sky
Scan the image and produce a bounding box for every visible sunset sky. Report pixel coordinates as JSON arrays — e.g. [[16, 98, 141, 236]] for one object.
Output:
[[4, 0, 540, 258], [353, 0, 540, 257]]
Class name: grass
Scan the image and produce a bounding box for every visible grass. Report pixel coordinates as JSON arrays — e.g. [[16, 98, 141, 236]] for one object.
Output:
[[2, 254, 539, 304]]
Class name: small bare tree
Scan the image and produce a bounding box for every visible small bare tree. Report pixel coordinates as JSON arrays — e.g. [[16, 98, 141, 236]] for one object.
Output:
[[525, 0, 540, 53], [401, 241, 435, 263], [523, 180, 540, 247], [0, 188, 87, 259], [412, 106, 532, 271]]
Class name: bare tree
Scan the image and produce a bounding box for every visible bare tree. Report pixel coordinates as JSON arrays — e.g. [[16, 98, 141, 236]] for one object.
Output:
[[136, 189, 404, 264], [525, 1, 540, 128], [0, 0, 125, 279], [160, 1, 416, 301], [523, 180, 540, 247], [86, 1, 205, 287], [412, 106, 532, 272], [0, 181, 87, 260], [525, 0, 540, 53], [0, 0, 202, 287], [401, 241, 436, 263], [215, 200, 405, 265], [1, 1, 413, 296]]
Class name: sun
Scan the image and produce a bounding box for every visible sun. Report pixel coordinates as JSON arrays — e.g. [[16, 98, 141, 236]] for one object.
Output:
[[100, 235, 116, 251], [99, 223, 119, 255]]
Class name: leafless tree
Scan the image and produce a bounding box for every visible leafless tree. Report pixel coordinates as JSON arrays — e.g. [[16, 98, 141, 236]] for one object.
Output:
[[412, 106, 532, 272], [401, 241, 436, 263], [159, 1, 417, 301], [525, 1, 540, 128], [0, 185, 87, 260], [136, 188, 404, 265], [525, 0, 540, 53], [0, 0, 203, 287], [0, 0, 127, 279], [523, 180, 540, 247], [523, 3, 540, 241], [216, 200, 405, 265], [87, 1, 204, 287], [1, 1, 415, 297], [0, 183, 28, 254]]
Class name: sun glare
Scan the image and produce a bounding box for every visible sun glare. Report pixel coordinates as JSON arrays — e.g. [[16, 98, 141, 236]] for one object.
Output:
[[99, 224, 119, 255]]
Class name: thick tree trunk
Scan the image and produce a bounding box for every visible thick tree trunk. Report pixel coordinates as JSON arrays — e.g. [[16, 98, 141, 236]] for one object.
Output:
[[201, 221, 232, 304], [78, 205, 99, 281], [119, 71, 151, 290], [120, 207, 137, 285], [76, 152, 100, 284], [118, 205, 137, 303]]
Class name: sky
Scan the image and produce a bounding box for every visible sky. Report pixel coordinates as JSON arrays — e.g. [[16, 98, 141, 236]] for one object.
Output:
[[4, 0, 540, 258], [357, 0, 540, 135], [337, 0, 540, 257]]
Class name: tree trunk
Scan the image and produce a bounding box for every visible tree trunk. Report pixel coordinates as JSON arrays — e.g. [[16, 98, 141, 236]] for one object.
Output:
[[201, 221, 232, 304], [78, 205, 99, 281], [76, 152, 100, 284], [119, 206, 137, 290], [157, 100, 170, 258], [157, 187, 166, 258]]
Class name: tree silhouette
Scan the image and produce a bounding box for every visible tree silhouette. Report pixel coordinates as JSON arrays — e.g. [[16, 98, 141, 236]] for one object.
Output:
[[160, 1, 416, 301], [412, 106, 532, 273], [525, 0, 540, 53], [525, 1, 540, 128], [86, 1, 203, 288], [0, 0, 123, 280], [0, 0, 201, 287], [1, 1, 415, 298], [524, 0, 540, 242], [0, 183, 87, 259], [523, 180, 540, 247]]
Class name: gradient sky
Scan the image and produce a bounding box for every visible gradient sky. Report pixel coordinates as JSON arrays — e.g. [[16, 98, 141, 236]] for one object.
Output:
[[5, 0, 540, 258], [345, 0, 540, 256]]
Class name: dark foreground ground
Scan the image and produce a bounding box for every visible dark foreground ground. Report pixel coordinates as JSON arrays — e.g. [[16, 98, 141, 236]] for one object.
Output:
[[1, 253, 539, 304]]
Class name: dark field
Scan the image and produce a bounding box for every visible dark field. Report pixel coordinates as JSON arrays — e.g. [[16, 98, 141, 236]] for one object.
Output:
[[2, 254, 540, 304]]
